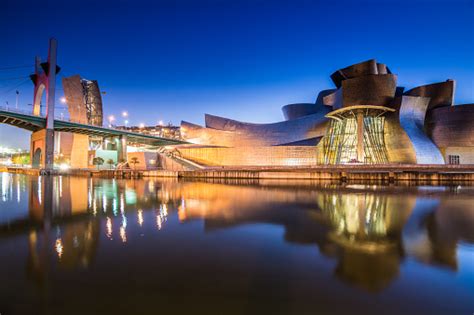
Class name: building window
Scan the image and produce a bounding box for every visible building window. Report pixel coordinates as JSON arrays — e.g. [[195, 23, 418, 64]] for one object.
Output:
[[448, 155, 460, 165], [320, 116, 389, 165]]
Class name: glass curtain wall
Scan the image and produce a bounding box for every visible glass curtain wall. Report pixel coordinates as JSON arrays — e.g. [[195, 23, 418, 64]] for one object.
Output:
[[320, 116, 389, 164]]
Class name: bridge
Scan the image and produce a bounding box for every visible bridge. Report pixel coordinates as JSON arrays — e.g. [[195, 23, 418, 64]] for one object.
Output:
[[0, 38, 190, 170], [0, 107, 186, 147]]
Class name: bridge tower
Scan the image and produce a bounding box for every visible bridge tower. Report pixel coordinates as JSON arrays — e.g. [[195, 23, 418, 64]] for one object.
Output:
[[29, 38, 60, 169]]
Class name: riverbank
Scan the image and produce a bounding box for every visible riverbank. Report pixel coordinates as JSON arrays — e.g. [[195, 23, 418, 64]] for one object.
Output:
[[2, 164, 474, 183]]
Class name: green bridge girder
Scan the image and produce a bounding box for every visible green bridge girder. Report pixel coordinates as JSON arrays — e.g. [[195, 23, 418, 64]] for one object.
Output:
[[0, 109, 187, 146]]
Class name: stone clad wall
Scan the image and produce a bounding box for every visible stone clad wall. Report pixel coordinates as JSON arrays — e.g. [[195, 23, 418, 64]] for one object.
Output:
[[177, 146, 319, 167], [443, 147, 474, 164]]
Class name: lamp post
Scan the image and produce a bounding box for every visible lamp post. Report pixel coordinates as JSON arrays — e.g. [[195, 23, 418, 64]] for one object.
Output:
[[108, 115, 115, 128], [122, 111, 128, 128], [15, 90, 19, 110]]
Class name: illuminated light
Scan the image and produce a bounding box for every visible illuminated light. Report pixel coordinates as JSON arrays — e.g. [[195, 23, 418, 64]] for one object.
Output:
[[156, 215, 162, 230], [38, 176, 42, 205], [103, 195, 107, 212], [60, 97, 67, 103], [120, 214, 127, 243], [284, 158, 301, 166], [178, 207, 187, 222], [120, 226, 127, 243], [55, 238, 64, 259], [16, 179, 20, 203], [161, 204, 168, 217], [112, 198, 118, 216], [158, 120, 163, 126], [88, 189, 92, 208], [106, 217, 113, 239], [93, 199, 97, 216], [3, 158, 12, 166], [108, 115, 115, 122], [124, 120, 129, 125], [122, 214, 127, 229], [59, 163, 70, 170], [122, 111, 128, 117], [120, 193, 125, 214], [138, 209, 144, 226], [139, 123, 145, 129]]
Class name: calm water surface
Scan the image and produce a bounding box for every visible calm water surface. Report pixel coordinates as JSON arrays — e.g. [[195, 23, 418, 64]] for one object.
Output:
[[0, 173, 473, 315]]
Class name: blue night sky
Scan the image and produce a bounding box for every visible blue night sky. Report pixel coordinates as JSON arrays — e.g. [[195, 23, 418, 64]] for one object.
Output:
[[1, 0, 473, 149]]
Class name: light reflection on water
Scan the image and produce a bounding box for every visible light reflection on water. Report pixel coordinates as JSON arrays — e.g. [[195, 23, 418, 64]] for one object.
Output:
[[0, 173, 473, 315]]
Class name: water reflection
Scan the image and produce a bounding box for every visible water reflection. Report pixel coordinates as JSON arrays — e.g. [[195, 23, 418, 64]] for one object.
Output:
[[0, 174, 473, 314]]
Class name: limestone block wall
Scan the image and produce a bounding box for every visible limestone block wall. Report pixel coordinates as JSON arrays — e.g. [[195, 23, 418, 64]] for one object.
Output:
[[69, 134, 89, 168], [177, 146, 318, 167], [443, 147, 474, 164], [127, 152, 159, 169]]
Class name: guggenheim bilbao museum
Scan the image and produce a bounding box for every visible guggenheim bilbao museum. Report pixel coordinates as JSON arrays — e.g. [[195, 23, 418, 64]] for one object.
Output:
[[176, 59, 474, 167]]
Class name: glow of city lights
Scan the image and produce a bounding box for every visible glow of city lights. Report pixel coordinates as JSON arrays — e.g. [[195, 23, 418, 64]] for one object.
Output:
[[37, 176, 42, 205], [138, 209, 144, 226], [106, 217, 113, 239], [112, 198, 118, 216], [55, 238, 64, 259], [93, 199, 97, 216], [103, 195, 107, 212], [59, 163, 70, 170], [156, 215, 162, 230], [120, 226, 127, 243], [60, 97, 67, 103], [161, 204, 168, 217], [120, 193, 125, 214]]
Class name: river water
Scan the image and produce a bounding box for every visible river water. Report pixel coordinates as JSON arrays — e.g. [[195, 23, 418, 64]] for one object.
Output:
[[0, 173, 473, 315]]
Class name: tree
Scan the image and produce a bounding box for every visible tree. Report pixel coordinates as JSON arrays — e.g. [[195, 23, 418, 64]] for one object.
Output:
[[106, 158, 115, 170], [130, 157, 139, 170], [12, 153, 30, 165], [93, 157, 104, 170]]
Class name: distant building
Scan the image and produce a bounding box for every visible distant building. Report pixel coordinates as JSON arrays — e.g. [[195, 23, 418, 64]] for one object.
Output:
[[115, 124, 181, 141], [58, 75, 105, 168], [177, 59, 474, 166]]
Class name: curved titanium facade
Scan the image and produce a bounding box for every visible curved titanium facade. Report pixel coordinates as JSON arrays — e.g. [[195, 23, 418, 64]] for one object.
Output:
[[341, 74, 397, 108], [426, 104, 474, 148], [399, 96, 444, 164], [182, 105, 329, 147], [179, 59, 474, 166], [404, 81, 455, 111], [330, 59, 391, 88], [282, 103, 322, 120]]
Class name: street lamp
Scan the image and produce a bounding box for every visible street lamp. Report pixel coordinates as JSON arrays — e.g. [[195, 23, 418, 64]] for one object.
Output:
[[122, 111, 128, 118], [60, 97, 67, 104], [108, 115, 115, 127]]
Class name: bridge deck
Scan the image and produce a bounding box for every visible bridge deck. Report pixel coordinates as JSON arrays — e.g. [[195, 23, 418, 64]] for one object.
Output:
[[0, 108, 186, 146]]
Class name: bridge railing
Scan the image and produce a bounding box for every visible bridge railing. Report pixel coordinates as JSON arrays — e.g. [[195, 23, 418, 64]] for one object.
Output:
[[0, 106, 183, 141], [0, 106, 44, 117]]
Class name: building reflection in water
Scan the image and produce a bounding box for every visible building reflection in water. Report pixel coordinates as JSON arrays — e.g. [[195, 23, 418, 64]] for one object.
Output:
[[0, 174, 473, 294]]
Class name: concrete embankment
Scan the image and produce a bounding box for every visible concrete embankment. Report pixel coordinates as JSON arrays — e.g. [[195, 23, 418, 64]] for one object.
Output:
[[2, 165, 474, 183], [143, 165, 474, 183], [172, 168, 474, 182]]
